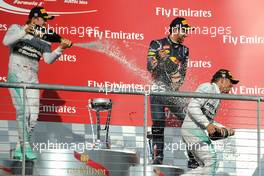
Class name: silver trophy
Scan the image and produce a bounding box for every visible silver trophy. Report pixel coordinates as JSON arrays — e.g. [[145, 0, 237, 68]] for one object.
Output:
[[88, 98, 112, 149]]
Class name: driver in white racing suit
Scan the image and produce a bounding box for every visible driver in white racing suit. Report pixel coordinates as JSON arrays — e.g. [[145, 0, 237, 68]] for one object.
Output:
[[181, 69, 238, 175], [3, 6, 72, 160]]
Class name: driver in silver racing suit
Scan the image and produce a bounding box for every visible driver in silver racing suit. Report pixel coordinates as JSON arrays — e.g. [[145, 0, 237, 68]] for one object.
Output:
[[181, 69, 238, 175], [3, 6, 72, 160]]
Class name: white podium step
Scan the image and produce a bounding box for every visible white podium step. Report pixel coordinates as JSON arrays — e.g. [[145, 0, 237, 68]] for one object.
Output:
[[0, 149, 140, 176], [129, 165, 184, 176]]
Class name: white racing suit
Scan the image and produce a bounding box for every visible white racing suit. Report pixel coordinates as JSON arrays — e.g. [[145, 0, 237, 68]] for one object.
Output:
[[181, 82, 221, 176], [3, 24, 63, 146]]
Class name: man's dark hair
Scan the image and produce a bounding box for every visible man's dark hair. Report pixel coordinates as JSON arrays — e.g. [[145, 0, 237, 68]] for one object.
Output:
[[211, 69, 239, 84], [211, 77, 221, 83], [169, 17, 191, 34]]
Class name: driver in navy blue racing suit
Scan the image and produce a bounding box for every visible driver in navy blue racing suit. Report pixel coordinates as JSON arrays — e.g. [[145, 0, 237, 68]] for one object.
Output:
[[147, 17, 197, 166]]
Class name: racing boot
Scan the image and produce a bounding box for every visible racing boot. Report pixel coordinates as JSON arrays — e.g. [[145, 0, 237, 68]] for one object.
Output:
[[13, 143, 22, 160], [25, 142, 37, 160]]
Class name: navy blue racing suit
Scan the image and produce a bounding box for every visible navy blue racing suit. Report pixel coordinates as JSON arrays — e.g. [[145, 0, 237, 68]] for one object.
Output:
[[147, 36, 189, 162]]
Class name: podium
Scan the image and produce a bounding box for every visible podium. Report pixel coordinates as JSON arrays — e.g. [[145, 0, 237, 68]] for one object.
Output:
[[129, 165, 184, 176], [1, 149, 140, 176]]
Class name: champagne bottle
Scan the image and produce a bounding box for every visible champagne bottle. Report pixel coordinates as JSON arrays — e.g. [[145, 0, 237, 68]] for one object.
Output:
[[33, 25, 61, 43]]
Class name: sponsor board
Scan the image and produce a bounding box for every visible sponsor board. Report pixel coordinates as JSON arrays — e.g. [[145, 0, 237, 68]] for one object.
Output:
[[64, 0, 88, 5], [45, 24, 144, 40], [0, 23, 8, 31], [0, 76, 7, 82], [0, 0, 96, 16], [155, 7, 212, 18], [231, 85, 264, 95], [188, 59, 212, 68], [40, 104, 77, 114], [223, 35, 264, 45]]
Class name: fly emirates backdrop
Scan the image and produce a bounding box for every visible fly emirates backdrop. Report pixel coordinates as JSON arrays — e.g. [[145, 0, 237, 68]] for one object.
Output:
[[0, 0, 263, 129]]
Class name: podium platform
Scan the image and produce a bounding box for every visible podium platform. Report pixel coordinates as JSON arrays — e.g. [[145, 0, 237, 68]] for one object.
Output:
[[0, 150, 187, 176], [0, 149, 140, 176], [129, 165, 184, 176]]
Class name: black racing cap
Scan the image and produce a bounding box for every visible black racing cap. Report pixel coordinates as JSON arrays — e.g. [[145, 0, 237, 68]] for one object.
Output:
[[169, 17, 193, 30], [28, 6, 54, 20], [212, 69, 239, 84]]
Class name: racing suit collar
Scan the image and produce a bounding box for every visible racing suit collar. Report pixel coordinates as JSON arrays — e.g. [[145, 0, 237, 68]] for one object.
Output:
[[212, 82, 221, 94], [167, 36, 180, 45]]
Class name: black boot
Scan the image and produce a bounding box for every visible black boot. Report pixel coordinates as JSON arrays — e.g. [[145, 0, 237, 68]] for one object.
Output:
[[186, 148, 199, 169], [151, 124, 165, 165], [152, 155, 163, 165], [187, 158, 199, 169]]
